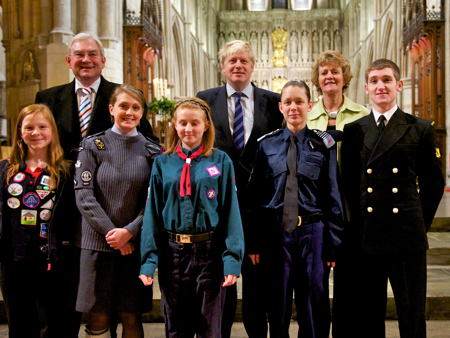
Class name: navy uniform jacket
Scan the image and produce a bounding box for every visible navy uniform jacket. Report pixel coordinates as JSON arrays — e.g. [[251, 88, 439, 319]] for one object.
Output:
[[341, 109, 444, 254], [249, 127, 344, 259]]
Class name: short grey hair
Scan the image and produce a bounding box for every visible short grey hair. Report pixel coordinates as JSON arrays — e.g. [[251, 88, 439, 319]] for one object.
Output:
[[68, 32, 105, 56]]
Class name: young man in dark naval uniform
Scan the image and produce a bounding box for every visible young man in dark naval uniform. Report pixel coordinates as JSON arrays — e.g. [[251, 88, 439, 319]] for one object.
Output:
[[340, 59, 444, 338]]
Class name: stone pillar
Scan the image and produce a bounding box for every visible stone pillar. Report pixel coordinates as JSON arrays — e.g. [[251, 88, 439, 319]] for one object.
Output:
[[79, 0, 97, 35], [51, 0, 73, 38], [99, 0, 116, 42]]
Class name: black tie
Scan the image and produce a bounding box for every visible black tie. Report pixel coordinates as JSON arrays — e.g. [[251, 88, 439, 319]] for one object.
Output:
[[282, 135, 299, 233], [377, 115, 386, 136]]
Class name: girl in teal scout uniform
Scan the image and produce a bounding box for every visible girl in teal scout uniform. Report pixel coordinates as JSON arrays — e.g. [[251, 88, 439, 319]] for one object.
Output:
[[75, 85, 162, 338], [0, 104, 77, 338], [140, 97, 244, 337]]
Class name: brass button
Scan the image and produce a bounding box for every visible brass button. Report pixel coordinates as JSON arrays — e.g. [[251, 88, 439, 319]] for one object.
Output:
[[367, 168, 373, 174], [392, 168, 399, 174], [367, 207, 373, 213], [393, 208, 399, 214], [367, 187, 373, 193], [392, 187, 398, 193]]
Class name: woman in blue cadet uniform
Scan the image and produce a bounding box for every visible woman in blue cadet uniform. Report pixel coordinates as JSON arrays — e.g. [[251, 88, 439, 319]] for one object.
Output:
[[0, 104, 77, 338], [248, 80, 344, 338], [139, 97, 245, 338], [75, 84, 162, 338]]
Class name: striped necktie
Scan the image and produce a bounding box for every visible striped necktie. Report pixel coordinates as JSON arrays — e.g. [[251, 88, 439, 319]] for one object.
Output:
[[233, 92, 245, 151], [79, 87, 92, 137]]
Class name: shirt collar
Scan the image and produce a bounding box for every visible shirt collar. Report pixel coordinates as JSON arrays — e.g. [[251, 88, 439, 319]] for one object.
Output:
[[111, 125, 138, 136], [226, 82, 253, 99], [309, 95, 366, 120], [75, 76, 101, 93], [372, 105, 398, 124], [282, 126, 306, 144]]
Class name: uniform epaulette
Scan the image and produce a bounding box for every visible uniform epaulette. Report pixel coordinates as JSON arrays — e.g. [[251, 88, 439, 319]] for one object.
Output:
[[85, 130, 106, 140], [257, 128, 283, 142], [145, 138, 164, 155], [311, 129, 336, 149]]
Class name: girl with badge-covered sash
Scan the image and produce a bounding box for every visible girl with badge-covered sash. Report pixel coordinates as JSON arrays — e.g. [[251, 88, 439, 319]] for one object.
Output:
[[139, 97, 245, 338], [249, 81, 344, 338], [0, 104, 76, 338]]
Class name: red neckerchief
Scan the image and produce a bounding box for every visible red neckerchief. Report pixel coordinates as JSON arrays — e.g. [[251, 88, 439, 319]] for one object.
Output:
[[25, 167, 44, 185], [175, 144, 204, 197]]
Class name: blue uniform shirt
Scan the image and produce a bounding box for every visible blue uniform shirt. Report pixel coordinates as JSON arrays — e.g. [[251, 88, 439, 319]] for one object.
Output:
[[249, 127, 344, 259]]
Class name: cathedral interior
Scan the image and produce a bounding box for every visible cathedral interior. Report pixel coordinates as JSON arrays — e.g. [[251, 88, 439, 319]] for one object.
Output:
[[0, 0, 449, 185]]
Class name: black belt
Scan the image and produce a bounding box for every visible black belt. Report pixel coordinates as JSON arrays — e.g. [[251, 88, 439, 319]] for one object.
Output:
[[296, 213, 323, 227], [166, 231, 214, 244]]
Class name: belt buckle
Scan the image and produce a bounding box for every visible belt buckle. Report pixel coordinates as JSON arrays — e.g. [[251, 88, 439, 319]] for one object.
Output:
[[297, 216, 302, 227], [176, 234, 192, 244]]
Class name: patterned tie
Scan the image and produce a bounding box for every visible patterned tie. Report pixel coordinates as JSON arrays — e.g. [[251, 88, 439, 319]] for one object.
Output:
[[79, 87, 92, 137], [282, 134, 299, 233], [233, 92, 245, 151]]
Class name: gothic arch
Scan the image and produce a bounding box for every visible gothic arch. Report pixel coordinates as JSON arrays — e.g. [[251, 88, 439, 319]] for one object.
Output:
[[171, 19, 184, 97], [380, 16, 394, 59]]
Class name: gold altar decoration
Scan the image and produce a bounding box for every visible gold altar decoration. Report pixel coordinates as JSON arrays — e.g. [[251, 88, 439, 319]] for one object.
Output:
[[272, 76, 288, 93], [271, 27, 288, 68]]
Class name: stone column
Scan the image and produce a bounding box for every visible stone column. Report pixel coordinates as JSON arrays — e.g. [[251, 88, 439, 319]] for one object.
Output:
[[99, 0, 116, 42], [79, 0, 97, 35], [51, 0, 72, 37]]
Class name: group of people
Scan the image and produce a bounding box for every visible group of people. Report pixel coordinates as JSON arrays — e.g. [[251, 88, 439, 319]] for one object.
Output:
[[0, 31, 444, 338]]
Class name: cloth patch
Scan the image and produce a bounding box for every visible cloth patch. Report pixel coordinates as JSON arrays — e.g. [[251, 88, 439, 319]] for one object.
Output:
[[94, 139, 106, 150], [7, 197, 20, 209], [75, 160, 82, 168], [13, 173, 26, 182], [40, 175, 51, 186], [8, 183, 23, 196], [206, 189, 216, 199], [21, 209, 37, 225], [41, 198, 54, 209], [40, 223, 48, 238], [206, 165, 221, 177], [81, 171, 92, 182], [36, 190, 51, 199], [40, 209, 52, 221], [23, 192, 40, 208]]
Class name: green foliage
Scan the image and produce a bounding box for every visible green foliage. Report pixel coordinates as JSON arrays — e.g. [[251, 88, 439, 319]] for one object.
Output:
[[148, 96, 176, 116]]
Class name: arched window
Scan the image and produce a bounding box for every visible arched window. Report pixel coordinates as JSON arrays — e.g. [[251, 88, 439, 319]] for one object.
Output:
[[290, 0, 312, 10]]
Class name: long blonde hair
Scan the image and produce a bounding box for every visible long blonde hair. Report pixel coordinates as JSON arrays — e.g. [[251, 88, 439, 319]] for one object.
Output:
[[165, 97, 215, 157], [7, 104, 70, 188]]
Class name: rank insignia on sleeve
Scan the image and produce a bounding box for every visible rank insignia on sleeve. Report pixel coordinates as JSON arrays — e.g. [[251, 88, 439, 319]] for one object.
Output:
[[436, 147, 441, 158], [94, 139, 106, 150]]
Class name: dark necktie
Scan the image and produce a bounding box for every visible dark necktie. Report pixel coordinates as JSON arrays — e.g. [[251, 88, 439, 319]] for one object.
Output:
[[377, 115, 386, 136], [282, 135, 299, 233], [233, 92, 245, 151]]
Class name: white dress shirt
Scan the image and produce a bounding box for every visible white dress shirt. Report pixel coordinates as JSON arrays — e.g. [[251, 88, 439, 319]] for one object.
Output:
[[372, 105, 398, 126]]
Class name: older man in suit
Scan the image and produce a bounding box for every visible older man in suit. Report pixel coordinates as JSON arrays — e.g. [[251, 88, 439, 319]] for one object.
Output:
[[340, 59, 444, 338], [36, 32, 154, 161], [35, 33, 154, 337], [197, 40, 282, 338]]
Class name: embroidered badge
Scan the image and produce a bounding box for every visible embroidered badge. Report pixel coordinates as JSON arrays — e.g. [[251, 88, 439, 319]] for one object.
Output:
[[81, 171, 92, 183], [13, 173, 26, 183], [23, 192, 40, 208], [21, 209, 37, 225], [36, 190, 51, 199], [206, 189, 216, 199], [75, 160, 82, 168], [8, 183, 23, 196], [7, 197, 20, 209], [206, 165, 221, 177], [40, 223, 48, 238], [41, 198, 54, 209], [94, 139, 106, 150], [40, 175, 51, 186], [40, 209, 52, 221]]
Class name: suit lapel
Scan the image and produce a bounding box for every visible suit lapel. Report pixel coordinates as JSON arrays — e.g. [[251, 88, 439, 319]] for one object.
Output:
[[362, 112, 379, 152], [58, 80, 79, 138], [212, 86, 233, 145], [368, 109, 410, 164]]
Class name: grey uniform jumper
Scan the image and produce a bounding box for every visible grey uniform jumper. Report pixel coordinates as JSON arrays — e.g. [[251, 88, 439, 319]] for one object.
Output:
[[75, 128, 159, 252]]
